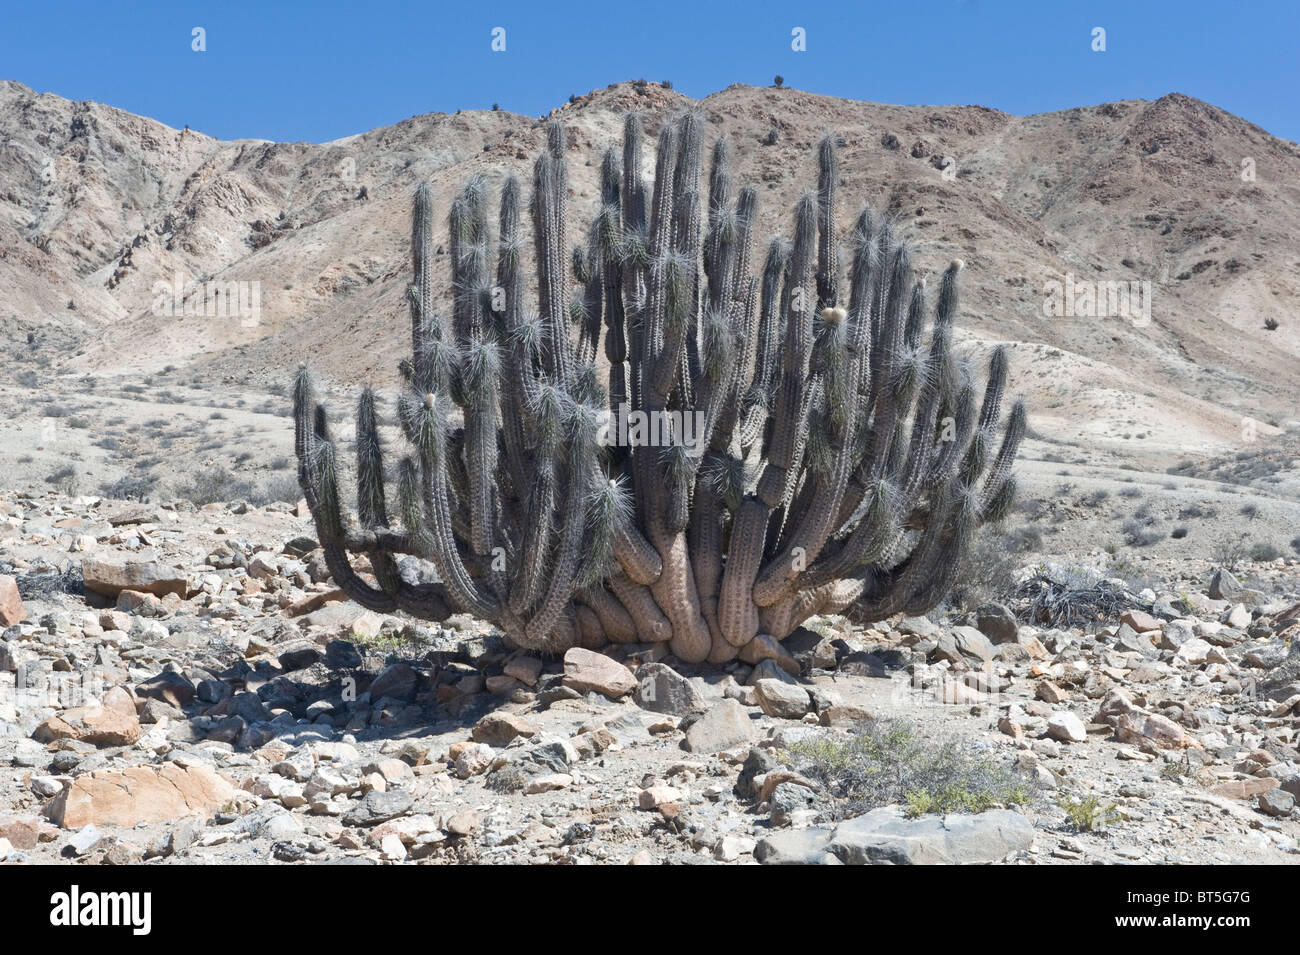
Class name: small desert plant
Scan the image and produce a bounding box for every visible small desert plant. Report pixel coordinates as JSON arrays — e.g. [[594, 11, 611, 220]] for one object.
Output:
[[174, 467, 255, 506], [254, 473, 302, 506], [774, 75, 784, 87], [99, 474, 156, 502], [1250, 541, 1282, 562], [1213, 537, 1247, 568], [1122, 519, 1161, 547], [45, 465, 79, 495], [781, 719, 1033, 820], [1058, 794, 1120, 832], [1264, 317, 1279, 331]]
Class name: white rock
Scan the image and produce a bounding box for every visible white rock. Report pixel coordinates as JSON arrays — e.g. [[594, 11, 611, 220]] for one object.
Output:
[[1046, 712, 1087, 744]]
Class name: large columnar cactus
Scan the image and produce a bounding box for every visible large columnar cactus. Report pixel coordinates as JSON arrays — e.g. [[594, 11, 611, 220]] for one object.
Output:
[[294, 113, 1025, 662]]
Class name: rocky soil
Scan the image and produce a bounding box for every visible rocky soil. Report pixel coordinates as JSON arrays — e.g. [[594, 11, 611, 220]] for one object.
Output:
[[2, 490, 1297, 865]]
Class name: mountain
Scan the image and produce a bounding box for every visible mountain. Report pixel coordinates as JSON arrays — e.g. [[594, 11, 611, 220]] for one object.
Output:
[[2, 78, 1299, 474]]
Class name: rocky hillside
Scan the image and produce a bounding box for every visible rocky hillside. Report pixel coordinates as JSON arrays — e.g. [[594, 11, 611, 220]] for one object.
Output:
[[3, 79, 1299, 471]]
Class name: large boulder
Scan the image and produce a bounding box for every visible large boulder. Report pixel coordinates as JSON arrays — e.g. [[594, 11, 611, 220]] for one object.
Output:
[[756, 807, 1034, 865], [46, 763, 235, 828], [80, 558, 188, 599]]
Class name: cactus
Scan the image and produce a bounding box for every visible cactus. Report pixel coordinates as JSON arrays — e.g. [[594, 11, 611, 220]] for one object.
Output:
[[294, 114, 1025, 660]]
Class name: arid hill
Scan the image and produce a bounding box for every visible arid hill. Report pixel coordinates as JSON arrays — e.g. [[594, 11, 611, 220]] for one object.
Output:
[[1, 79, 1298, 497]]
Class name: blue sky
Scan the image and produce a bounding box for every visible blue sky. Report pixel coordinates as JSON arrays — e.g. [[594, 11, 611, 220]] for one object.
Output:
[[2, 0, 1296, 144]]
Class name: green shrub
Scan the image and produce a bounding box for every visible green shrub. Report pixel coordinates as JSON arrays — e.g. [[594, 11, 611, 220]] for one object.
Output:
[[1059, 794, 1120, 832], [780, 719, 1034, 820]]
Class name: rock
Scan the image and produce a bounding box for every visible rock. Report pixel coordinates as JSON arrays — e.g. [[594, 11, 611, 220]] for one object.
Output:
[[715, 834, 757, 861], [135, 670, 196, 708], [754, 679, 811, 719], [1036, 681, 1068, 704], [0, 575, 26, 626], [65, 824, 102, 856], [34, 686, 142, 747], [471, 712, 541, 746], [738, 633, 800, 675], [1046, 712, 1087, 743], [819, 702, 873, 727], [933, 626, 994, 665], [503, 655, 544, 687], [748, 658, 799, 685], [1121, 609, 1162, 633], [638, 786, 683, 811], [324, 640, 364, 669], [1208, 568, 1241, 600], [1093, 688, 1137, 727], [898, 616, 939, 639], [46, 763, 235, 828], [368, 663, 418, 702], [757, 807, 1033, 865], [342, 790, 414, 827], [931, 679, 989, 705], [0, 817, 51, 851], [975, 603, 1019, 643], [453, 743, 493, 778], [754, 827, 839, 864], [80, 557, 188, 598], [525, 773, 573, 794], [380, 833, 407, 860], [1256, 789, 1295, 818], [562, 648, 636, 699], [683, 699, 756, 754], [445, 809, 479, 835], [1113, 624, 1156, 657], [1158, 620, 1194, 650], [634, 662, 705, 716], [1208, 778, 1279, 801], [1114, 710, 1203, 751], [1174, 637, 1213, 666], [1223, 604, 1251, 629], [278, 645, 324, 671], [832, 807, 1033, 864], [769, 781, 820, 828], [30, 776, 63, 798], [1243, 645, 1289, 669]]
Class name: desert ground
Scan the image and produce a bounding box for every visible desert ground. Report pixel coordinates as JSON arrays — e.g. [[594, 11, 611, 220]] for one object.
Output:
[[0, 80, 1297, 864]]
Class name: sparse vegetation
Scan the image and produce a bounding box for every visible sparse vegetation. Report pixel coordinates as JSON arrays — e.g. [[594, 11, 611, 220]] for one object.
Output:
[[780, 720, 1034, 821], [1249, 541, 1282, 562], [1059, 794, 1120, 832], [45, 465, 79, 495]]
